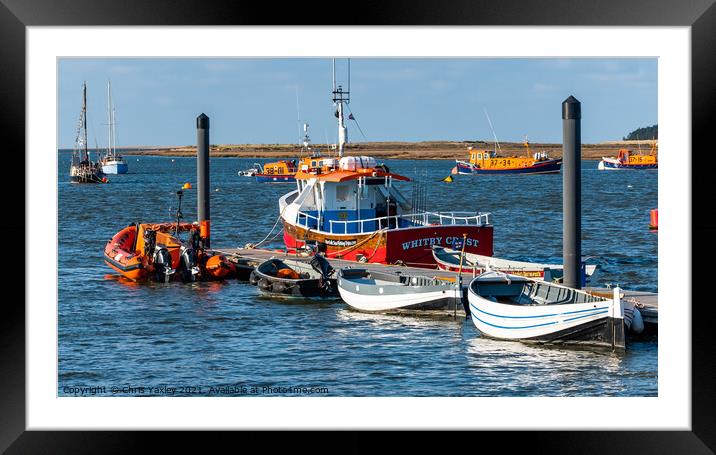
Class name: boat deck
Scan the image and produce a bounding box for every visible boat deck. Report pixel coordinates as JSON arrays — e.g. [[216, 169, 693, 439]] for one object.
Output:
[[214, 246, 658, 325]]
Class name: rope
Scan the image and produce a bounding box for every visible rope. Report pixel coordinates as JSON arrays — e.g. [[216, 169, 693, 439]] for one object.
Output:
[[365, 229, 386, 260], [247, 203, 290, 249]]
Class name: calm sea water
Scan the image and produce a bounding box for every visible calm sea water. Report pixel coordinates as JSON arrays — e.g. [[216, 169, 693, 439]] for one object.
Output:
[[58, 151, 657, 397]]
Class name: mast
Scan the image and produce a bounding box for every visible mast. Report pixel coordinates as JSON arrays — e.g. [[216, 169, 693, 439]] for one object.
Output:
[[332, 58, 350, 158], [112, 105, 116, 158], [107, 81, 112, 158], [82, 81, 88, 161]]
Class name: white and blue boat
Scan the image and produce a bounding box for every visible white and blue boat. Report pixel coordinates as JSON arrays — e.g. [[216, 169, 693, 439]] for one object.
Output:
[[100, 81, 128, 175], [101, 156, 128, 174], [467, 271, 629, 352]]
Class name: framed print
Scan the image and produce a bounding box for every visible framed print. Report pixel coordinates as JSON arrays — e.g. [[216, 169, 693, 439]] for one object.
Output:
[[7, 0, 715, 452]]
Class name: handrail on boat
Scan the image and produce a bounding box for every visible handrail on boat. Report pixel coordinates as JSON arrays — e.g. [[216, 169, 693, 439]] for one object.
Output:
[[295, 210, 491, 234]]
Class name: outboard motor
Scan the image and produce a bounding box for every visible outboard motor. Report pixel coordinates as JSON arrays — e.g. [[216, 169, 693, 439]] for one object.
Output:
[[153, 247, 174, 283], [179, 245, 200, 282], [310, 254, 335, 290]]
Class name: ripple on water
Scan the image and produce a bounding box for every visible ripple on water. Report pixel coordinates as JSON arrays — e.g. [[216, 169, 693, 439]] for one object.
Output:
[[58, 156, 657, 396]]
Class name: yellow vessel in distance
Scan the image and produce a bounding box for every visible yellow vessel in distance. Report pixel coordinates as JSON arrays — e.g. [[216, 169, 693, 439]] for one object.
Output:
[[598, 141, 658, 170], [455, 140, 562, 175]]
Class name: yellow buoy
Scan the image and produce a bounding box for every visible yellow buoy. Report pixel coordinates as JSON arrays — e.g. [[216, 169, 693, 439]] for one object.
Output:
[[182, 182, 192, 190]]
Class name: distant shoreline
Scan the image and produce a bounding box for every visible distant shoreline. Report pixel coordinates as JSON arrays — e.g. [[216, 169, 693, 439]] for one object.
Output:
[[61, 140, 657, 160]]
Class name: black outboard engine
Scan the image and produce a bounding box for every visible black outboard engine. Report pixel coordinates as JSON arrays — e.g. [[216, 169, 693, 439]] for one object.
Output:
[[310, 254, 335, 290], [179, 246, 200, 282], [153, 247, 174, 283]]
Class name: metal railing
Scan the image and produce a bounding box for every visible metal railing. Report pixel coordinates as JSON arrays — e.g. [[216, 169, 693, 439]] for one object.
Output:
[[295, 210, 491, 234]]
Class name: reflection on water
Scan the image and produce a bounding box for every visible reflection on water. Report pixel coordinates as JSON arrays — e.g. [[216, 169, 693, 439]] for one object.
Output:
[[58, 154, 657, 396]]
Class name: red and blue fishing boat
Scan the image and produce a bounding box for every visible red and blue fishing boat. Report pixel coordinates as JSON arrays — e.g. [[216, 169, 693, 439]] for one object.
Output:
[[278, 59, 494, 268]]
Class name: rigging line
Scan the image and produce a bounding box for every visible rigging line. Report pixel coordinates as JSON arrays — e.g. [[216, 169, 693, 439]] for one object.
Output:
[[346, 104, 368, 142], [252, 201, 291, 248], [483, 108, 502, 155]]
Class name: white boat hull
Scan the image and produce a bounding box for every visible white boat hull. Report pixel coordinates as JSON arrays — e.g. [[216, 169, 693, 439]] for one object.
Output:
[[467, 273, 625, 350], [337, 282, 460, 312], [102, 160, 128, 174], [470, 295, 612, 340]]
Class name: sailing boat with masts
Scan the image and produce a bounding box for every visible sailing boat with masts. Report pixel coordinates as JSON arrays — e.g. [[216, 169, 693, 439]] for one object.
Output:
[[100, 81, 129, 174], [70, 81, 106, 184]]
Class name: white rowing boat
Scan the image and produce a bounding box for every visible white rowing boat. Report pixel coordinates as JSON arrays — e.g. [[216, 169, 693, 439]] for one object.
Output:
[[337, 268, 463, 313], [432, 246, 598, 285], [467, 271, 629, 352]]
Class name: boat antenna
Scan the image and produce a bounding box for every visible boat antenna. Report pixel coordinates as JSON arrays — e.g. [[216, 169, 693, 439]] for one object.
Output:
[[332, 58, 350, 157], [175, 189, 184, 237], [483, 108, 501, 155]]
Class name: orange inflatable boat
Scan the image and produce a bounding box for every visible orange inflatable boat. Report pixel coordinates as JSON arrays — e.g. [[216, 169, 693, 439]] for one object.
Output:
[[104, 222, 235, 282]]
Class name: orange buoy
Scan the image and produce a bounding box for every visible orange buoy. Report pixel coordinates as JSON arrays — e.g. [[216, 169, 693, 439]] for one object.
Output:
[[649, 209, 658, 230], [182, 182, 192, 189]]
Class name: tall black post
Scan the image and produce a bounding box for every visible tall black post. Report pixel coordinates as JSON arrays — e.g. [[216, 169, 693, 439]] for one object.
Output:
[[197, 113, 210, 248], [562, 96, 581, 289]]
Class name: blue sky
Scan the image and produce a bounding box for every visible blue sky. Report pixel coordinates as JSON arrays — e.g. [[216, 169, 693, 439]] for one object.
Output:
[[58, 58, 657, 148]]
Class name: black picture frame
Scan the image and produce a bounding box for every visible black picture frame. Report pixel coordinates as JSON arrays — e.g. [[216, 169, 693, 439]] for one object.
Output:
[[6, 0, 713, 452]]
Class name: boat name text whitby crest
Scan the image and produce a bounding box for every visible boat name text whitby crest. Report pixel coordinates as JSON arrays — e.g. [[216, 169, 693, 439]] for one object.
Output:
[[401, 236, 479, 251]]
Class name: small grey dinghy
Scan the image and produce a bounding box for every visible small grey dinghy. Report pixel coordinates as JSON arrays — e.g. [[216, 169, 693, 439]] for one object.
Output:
[[337, 268, 463, 313]]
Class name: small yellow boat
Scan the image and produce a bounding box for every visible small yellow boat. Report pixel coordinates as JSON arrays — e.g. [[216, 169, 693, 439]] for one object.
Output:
[[598, 142, 658, 170]]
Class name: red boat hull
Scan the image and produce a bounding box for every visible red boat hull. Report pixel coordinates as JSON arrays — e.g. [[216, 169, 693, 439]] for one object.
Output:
[[283, 223, 493, 269]]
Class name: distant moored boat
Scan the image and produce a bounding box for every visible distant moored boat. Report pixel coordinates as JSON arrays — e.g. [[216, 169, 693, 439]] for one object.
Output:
[[70, 81, 107, 184], [598, 142, 657, 170], [99, 81, 128, 175], [455, 140, 562, 175]]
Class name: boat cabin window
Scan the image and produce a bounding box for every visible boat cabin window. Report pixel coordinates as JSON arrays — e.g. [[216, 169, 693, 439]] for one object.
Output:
[[336, 184, 351, 202]]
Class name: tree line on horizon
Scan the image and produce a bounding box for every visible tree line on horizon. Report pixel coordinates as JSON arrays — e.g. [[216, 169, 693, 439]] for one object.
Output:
[[624, 124, 657, 141]]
